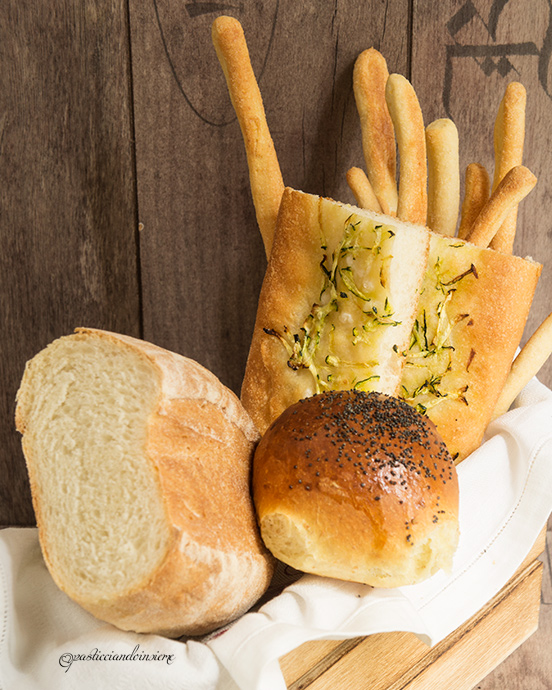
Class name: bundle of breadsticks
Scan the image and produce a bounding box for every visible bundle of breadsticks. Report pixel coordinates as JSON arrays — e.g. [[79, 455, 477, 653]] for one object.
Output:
[[212, 16, 552, 462]]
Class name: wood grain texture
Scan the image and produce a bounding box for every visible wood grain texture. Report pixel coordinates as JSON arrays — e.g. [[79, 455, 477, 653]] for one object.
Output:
[[282, 561, 542, 690], [0, 1, 141, 526], [1, 0, 551, 685], [476, 529, 552, 689], [409, 5, 552, 679], [411, 0, 552, 389], [127, 0, 409, 393], [281, 637, 365, 690], [280, 528, 547, 689]]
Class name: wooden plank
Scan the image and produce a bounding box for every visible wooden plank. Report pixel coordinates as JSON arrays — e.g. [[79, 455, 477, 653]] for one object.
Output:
[[0, 2, 141, 526], [477, 528, 552, 688], [292, 560, 542, 690], [127, 0, 410, 394], [280, 527, 547, 688], [280, 638, 365, 690], [411, 0, 552, 390], [403, 563, 542, 690], [410, 4, 552, 681]]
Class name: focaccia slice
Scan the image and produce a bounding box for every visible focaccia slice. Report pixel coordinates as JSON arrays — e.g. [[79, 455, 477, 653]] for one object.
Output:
[[400, 233, 541, 460], [242, 187, 430, 433]]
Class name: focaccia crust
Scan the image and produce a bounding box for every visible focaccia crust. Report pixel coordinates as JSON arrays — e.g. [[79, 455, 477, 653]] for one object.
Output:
[[401, 235, 542, 459], [242, 189, 541, 462], [242, 187, 430, 433]]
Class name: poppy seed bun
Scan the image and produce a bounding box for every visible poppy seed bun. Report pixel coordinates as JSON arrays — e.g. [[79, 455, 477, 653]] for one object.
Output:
[[253, 390, 459, 587]]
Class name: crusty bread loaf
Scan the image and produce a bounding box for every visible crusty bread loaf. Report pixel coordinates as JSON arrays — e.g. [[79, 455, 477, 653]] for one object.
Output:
[[253, 390, 459, 588], [401, 232, 542, 459], [15, 327, 274, 637], [242, 187, 430, 433], [241, 187, 541, 460]]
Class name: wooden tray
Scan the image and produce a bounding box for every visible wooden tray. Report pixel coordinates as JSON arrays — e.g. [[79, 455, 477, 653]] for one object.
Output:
[[280, 528, 547, 689], [2, 1, 551, 686]]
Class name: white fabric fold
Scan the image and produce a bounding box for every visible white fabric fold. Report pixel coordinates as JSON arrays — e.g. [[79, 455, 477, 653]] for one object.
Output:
[[1, 379, 551, 690], [0, 528, 230, 690]]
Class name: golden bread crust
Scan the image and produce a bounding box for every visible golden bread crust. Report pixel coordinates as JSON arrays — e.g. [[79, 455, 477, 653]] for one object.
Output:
[[16, 328, 274, 637], [402, 234, 542, 459], [352, 48, 397, 215], [242, 188, 541, 460], [253, 391, 459, 587], [242, 187, 430, 434]]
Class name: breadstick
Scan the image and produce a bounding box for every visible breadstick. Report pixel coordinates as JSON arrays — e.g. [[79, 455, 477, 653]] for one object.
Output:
[[385, 73, 427, 225], [353, 49, 398, 215], [457, 163, 490, 240], [346, 167, 382, 212], [426, 118, 460, 236], [212, 16, 284, 257], [464, 165, 536, 247], [491, 82, 526, 253], [492, 311, 552, 419], [492, 82, 526, 189]]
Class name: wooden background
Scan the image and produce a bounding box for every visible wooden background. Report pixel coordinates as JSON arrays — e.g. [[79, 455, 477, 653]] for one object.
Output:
[[1, 0, 551, 686]]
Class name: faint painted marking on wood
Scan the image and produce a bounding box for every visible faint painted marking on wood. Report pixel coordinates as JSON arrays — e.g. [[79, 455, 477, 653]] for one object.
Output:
[[151, 0, 280, 125], [442, 0, 552, 115], [0, 2, 141, 525]]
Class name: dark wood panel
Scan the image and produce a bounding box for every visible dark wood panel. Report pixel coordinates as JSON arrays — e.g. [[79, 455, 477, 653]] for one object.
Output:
[[0, 2, 141, 525], [411, 0, 552, 390], [0, 0, 551, 686], [128, 0, 410, 394], [411, 2, 552, 687]]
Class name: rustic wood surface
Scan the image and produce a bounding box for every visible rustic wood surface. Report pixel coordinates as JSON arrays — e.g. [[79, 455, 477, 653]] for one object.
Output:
[[1, 0, 551, 687], [297, 563, 543, 689], [279, 528, 549, 689], [474, 529, 552, 689], [0, 1, 141, 526]]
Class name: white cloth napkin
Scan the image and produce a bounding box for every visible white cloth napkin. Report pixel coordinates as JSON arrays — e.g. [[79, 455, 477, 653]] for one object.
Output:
[[2, 379, 552, 690]]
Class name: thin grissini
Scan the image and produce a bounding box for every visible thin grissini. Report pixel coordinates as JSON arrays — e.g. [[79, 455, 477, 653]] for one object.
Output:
[[492, 83, 527, 190], [464, 165, 536, 248], [346, 166, 382, 212], [491, 82, 526, 253], [457, 163, 490, 240], [426, 118, 460, 237], [212, 16, 284, 258], [492, 311, 552, 419], [385, 73, 427, 226], [353, 48, 398, 215]]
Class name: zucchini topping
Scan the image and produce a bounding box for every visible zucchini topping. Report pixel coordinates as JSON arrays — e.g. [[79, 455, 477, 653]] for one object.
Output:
[[401, 248, 479, 414], [264, 215, 400, 394]]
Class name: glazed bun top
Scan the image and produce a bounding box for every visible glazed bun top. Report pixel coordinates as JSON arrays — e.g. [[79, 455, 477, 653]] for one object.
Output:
[[253, 390, 459, 588]]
